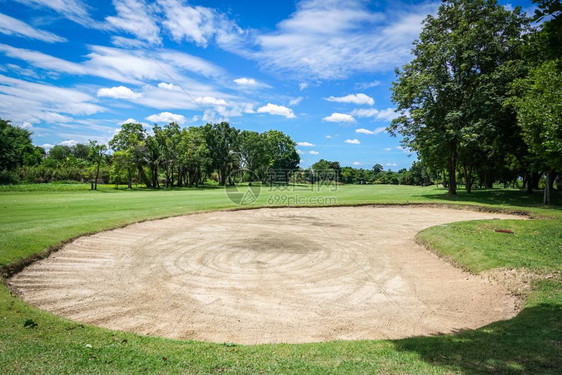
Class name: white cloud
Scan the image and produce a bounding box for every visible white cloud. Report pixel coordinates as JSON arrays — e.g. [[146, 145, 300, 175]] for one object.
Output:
[[118, 118, 150, 128], [0, 43, 86, 76], [105, 0, 161, 45], [257, 103, 296, 119], [296, 149, 304, 154], [0, 12, 67, 42], [299, 82, 308, 91], [0, 43, 222, 85], [325, 135, 332, 139], [145, 112, 186, 124], [0, 74, 104, 124], [158, 0, 244, 48], [289, 96, 303, 106], [396, 146, 409, 153], [13, 0, 96, 27], [355, 107, 399, 121], [375, 108, 399, 121], [252, 0, 438, 79], [19, 121, 34, 130], [119, 118, 138, 125], [345, 139, 360, 144], [352, 161, 362, 166], [159, 50, 224, 77], [383, 147, 392, 151], [325, 93, 374, 106], [386, 162, 398, 167], [356, 80, 381, 89], [309, 150, 319, 155], [59, 139, 78, 146], [157, 82, 180, 91], [110, 36, 147, 48], [234, 77, 257, 86], [323, 113, 355, 123], [297, 142, 314, 147], [97, 85, 141, 99], [40, 143, 54, 149], [196, 96, 228, 106], [356, 127, 386, 135]]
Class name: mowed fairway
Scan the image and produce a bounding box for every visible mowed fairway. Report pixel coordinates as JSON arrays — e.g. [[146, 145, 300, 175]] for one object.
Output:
[[1, 185, 561, 374]]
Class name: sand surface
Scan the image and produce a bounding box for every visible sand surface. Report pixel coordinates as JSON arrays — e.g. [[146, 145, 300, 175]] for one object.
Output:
[[10, 206, 524, 344]]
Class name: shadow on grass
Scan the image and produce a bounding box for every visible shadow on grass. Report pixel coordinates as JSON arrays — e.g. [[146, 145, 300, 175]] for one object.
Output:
[[421, 188, 561, 210], [393, 303, 562, 374]]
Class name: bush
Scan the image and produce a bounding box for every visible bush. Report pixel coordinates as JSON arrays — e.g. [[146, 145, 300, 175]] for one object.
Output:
[[0, 170, 19, 184]]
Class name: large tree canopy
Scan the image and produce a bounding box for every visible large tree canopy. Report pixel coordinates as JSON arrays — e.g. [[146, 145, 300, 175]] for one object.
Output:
[[0, 118, 36, 173], [390, 0, 529, 195]]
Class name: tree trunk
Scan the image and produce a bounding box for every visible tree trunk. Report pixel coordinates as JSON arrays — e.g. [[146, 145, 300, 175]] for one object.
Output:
[[447, 143, 457, 196], [94, 161, 101, 190], [127, 168, 132, 190], [544, 169, 552, 205], [463, 164, 472, 193], [137, 164, 151, 188]]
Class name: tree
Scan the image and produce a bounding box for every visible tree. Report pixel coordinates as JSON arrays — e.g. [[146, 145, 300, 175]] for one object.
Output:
[[23, 146, 45, 167], [88, 140, 107, 190], [390, 0, 529, 195], [263, 130, 300, 171], [509, 60, 562, 204], [111, 150, 134, 189], [372, 164, 384, 174], [178, 126, 210, 187], [145, 127, 162, 189], [109, 123, 151, 188], [72, 143, 91, 160], [154, 122, 181, 188], [0, 119, 36, 183], [532, 0, 562, 62], [238, 130, 269, 177], [204, 122, 239, 186]]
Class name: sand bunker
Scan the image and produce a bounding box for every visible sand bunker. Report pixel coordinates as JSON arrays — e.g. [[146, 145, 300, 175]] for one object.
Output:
[[10, 206, 524, 344]]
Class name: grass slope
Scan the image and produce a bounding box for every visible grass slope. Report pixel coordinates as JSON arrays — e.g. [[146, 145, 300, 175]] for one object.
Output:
[[0, 184, 560, 374]]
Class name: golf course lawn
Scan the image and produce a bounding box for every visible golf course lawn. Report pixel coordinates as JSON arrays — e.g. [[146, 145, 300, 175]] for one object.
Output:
[[1, 184, 560, 374]]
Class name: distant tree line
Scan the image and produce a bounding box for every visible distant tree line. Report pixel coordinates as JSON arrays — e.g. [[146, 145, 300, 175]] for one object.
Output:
[[0, 120, 301, 189], [390, 0, 561, 204], [1, 117, 437, 188]]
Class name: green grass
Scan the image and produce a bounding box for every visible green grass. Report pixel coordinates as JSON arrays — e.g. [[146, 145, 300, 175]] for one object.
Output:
[[417, 219, 562, 272], [0, 184, 561, 374]]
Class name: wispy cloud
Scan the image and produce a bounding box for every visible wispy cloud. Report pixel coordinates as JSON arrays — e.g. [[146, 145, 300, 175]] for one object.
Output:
[[356, 127, 386, 135], [158, 0, 245, 48], [0, 12, 67, 42], [0, 44, 222, 84], [251, 0, 438, 79], [355, 108, 398, 122], [325, 93, 374, 106], [297, 141, 314, 147], [0, 74, 104, 124], [289, 96, 303, 106], [105, 0, 161, 45], [345, 139, 360, 144], [13, 0, 97, 27]]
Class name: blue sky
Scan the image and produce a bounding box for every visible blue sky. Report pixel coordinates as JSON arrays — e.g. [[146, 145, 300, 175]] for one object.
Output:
[[0, 0, 535, 169]]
